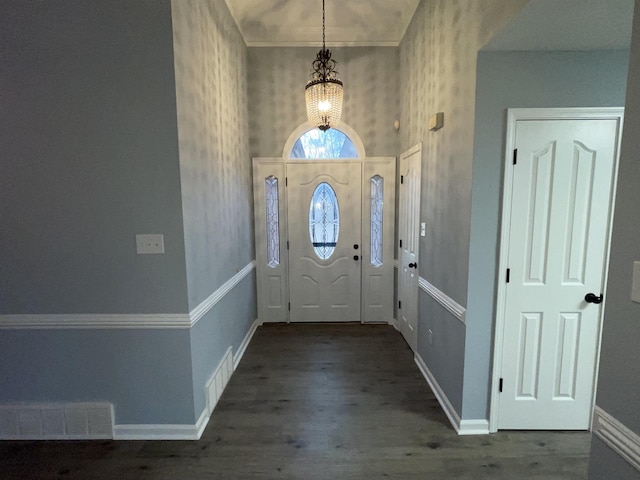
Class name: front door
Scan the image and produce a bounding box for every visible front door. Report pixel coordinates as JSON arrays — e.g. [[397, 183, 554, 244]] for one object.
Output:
[[287, 162, 362, 322], [496, 110, 622, 429]]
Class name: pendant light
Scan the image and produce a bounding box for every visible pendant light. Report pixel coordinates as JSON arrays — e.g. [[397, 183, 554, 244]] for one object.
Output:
[[305, 0, 343, 131]]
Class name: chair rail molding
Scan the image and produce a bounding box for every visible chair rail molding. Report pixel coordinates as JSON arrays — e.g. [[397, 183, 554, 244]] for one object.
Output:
[[418, 276, 466, 324], [0, 261, 256, 330]]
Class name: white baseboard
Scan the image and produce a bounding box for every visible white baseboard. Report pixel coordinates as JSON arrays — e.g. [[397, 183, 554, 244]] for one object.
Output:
[[414, 353, 461, 432], [234, 319, 259, 370], [113, 408, 209, 441], [414, 353, 489, 436], [0, 402, 113, 440], [459, 419, 490, 435], [593, 405, 640, 473]]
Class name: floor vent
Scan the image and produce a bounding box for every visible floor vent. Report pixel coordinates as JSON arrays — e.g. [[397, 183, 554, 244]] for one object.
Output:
[[206, 347, 234, 415], [0, 403, 114, 440]]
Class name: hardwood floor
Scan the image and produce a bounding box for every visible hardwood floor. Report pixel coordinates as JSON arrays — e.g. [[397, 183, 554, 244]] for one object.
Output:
[[0, 324, 590, 479]]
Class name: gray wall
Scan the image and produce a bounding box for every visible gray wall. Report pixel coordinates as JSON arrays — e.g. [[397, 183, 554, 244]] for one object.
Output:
[[0, 0, 189, 315], [465, 50, 629, 420], [589, 2, 640, 476], [171, 0, 257, 419], [248, 47, 400, 158], [172, 0, 255, 311], [0, 329, 195, 424], [399, 0, 527, 415]]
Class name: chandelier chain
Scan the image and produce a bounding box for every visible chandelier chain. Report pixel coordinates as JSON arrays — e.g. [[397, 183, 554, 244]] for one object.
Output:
[[322, 0, 326, 49]]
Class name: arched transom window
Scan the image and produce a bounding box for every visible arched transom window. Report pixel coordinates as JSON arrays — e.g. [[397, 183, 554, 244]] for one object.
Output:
[[290, 128, 360, 159]]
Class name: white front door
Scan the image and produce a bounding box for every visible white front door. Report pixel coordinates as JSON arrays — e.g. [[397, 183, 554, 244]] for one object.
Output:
[[287, 162, 362, 322], [496, 110, 622, 430], [397, 144, 422, 352]]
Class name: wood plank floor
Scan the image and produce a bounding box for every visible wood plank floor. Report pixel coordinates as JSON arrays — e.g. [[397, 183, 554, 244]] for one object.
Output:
[[0, 324, 590, 479]]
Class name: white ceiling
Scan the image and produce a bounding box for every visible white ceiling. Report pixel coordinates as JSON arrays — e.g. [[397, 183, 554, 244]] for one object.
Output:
[[224, 0, 634, 50], [224, 0, 421, 47]]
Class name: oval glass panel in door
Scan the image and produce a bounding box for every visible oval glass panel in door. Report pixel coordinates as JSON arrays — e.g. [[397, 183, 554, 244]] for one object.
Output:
[[309, 182, 340, 260]]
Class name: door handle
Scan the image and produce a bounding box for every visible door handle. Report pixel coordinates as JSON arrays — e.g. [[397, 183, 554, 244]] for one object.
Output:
[[353, 255, 359, 261], [585, 293, 603, 304], [408, 262, 417, 269]]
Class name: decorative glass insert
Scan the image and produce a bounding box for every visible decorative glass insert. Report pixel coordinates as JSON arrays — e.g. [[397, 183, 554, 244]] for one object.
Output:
[[370, 175, 384, 267], [291, 128, 358, 159], [265, 176, 280, 268], [309, 183, 340, 260]]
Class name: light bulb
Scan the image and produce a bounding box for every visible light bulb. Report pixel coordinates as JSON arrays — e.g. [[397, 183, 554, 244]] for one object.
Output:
[[318, 100, 331, 112]]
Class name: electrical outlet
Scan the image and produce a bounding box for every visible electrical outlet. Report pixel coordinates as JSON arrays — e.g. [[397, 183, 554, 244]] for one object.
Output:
[[428, 329, 433, 345], [136, 234, 165, 255]]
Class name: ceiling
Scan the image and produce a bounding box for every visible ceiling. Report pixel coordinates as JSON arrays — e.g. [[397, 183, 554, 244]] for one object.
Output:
[[224, 0, 421, 47], [224, 0, 634, 50], [484, 0, 634, 51]]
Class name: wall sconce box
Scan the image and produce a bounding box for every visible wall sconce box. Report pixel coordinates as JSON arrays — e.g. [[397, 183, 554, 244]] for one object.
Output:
[[429, 112, 444, 131]]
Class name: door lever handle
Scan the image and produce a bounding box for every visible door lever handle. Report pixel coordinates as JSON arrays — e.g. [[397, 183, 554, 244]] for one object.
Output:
[[408, 262, 417, 269], [585, 293, 603, 304]]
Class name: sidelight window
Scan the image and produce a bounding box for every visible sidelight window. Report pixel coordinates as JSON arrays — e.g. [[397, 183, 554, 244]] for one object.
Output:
[[309, 183, 340, 260], [265, 176, 280, 267], [370, 175, 384, 267]]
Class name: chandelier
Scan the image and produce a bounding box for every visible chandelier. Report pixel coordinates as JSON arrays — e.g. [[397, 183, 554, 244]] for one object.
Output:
[[305, 0, 343, 131]]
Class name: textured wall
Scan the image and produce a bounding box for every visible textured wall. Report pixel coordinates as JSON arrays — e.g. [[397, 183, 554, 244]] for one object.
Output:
[[589, 1, 640, 476], [172, 0, 254, 309], [0, 0, 188, 314], [248, 47, 400, 158], [465, 50, 629, 421], [171, 0, 257, 420], [399, 0, 527, 417]]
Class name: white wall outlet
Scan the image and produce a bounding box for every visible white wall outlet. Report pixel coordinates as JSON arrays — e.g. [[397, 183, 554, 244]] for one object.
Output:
[[428, 329, 433, 345], [420, 222, 426, 237], [136, 234, 165, 255], [632, 261, 640, 303]]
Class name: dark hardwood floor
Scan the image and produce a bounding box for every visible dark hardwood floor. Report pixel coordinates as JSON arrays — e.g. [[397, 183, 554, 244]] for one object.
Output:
[[0, 324, 590, 479]]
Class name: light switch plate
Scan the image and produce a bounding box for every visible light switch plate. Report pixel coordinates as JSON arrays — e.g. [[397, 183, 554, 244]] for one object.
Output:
[[420, 222, 426, 237], [632, 261, 640, 303], [136, 234, 165, 255]]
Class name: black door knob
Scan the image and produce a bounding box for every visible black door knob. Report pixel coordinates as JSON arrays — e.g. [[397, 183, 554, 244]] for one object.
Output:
[[585, 293, 603, 304], [354, 244, 359, 250], [353, 255, 359, 261], [408, 262, 417, 269]]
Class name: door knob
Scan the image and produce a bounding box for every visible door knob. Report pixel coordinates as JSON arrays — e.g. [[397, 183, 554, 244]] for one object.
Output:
[[354, 255, 360, 261], [408, 262, 417, 269], [585, 293, 603, 304]]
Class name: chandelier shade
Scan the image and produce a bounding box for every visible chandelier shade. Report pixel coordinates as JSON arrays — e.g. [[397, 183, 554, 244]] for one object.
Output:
[[305, 0, 343, 131]]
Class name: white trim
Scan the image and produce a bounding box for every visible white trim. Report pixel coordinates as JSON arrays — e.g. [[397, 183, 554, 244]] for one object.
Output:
[[459, 419, 490, 436], [414, 354, 489, 436], [0, 313, 191, 329], [113, 408, 209, 441], [245, 41, 400, 48], [234, 319, 260, 370], [189, 261, 256, 326], [0, 260, 256, 330], [281, 121, 367, 159], [414, 353, 461, 433], [489, 108, 625, 433], [418, 277, 466, 324], [593, 406, 640, 472]]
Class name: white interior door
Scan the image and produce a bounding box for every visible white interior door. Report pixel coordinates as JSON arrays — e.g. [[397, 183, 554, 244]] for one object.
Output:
[[397, 144, 422, 352], [496, 111, 622, 430], [287, 162, 362, 322]]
